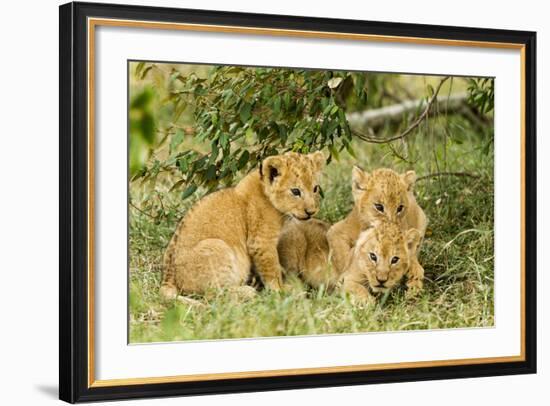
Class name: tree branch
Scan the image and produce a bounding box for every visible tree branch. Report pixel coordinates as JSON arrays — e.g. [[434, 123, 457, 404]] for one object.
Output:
[[129, 200, 156, 219], [349, 77, 456, 144]]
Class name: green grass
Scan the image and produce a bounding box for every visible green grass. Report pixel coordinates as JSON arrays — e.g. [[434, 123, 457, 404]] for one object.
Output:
[[129, 125, 494, 343]]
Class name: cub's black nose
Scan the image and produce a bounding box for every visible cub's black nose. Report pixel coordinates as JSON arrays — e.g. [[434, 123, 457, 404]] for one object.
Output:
[[305, 209, 315, 216]]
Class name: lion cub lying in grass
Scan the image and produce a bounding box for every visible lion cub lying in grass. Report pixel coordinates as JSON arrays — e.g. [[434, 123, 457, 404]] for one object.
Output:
[[327, 166, 427, 292], [340, 220, 420, 303], [160, 151, 325, 300], [278, 218, 420, 302]]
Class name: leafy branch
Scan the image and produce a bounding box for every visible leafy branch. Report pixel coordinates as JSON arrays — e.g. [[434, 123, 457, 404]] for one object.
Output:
[[130, 64, 369, 198]]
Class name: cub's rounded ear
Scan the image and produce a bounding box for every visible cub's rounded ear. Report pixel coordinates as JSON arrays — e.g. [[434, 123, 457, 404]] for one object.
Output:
[[260, 155, 286, 184], [308, 151, 326, 171], [401, 170, 417, 191], [352, 165, 370, 200], [352, 165, 370, 187], [405, 228, 421, 252]]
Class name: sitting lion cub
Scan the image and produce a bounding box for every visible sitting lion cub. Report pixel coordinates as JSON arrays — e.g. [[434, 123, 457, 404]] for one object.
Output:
[[341, 220, 420, 303], [160, 151, 325, 299], [327, 167, 427, 292]]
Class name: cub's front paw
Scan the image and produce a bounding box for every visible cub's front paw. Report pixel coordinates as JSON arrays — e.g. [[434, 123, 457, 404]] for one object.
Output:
[[341, 281, 376, 306], [264, 278, 282, 292], [405, 279, 423, 299], [405, 262, 424, 298], [159, 284, 178, 301], [350, 292, 376, 307]]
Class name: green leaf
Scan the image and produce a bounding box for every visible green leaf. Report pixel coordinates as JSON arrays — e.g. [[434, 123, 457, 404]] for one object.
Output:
[[323, 103, 333, 116], [209, 141, 219, 164], [240, 102, 252, 123], [169, 129, 184, 154], [338, 108, 347, 126], [211, 111, 218, 127], [130, 87, 153, 109], [220, 133, 229, 149], [327, 119, 339, 136], [205, 165, 217, 180], [342, 121, 352, 140], [278, 125, 288, 145], [177, 156, 189, 173], [283, 93, 291, 110], [273, 97, 281, 116], [129, 135, 148, 177], [140, 112, 155, 144], [169, 179, 185, 192], [245, 127, 255, 141], [181, 183, 197, 200], [328, 144, 340, 161], [345, 141, 357, 158], [237, 150, 250, 169], [223, 89, 235, 104]]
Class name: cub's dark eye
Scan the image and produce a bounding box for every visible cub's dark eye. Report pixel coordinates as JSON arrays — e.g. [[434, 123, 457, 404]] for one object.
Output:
[[397, 205, 404, 214], [313, 185, 320, 193], [369, 252, 378, 262], [374, 203, 384, 212], [291, 188, 301, 197], [391, 256, 400, 264]]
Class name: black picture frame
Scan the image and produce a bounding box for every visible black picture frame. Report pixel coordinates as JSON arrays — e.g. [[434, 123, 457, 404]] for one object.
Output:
[[59, 1, 537, 403]]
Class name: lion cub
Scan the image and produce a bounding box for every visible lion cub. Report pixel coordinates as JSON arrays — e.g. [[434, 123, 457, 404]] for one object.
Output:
[[160, 151, 325, 299], [277, 218, 333, 289], [327, 167, 427, 291], [341, 220, 420, 303], [277, 219, 419, 303]]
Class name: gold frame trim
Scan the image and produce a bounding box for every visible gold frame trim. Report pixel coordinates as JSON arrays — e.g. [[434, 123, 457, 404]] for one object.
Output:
[[87, 17, 527, 388]]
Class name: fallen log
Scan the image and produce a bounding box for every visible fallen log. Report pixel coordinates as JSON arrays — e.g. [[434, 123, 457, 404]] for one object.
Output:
[[346, 92, 468, 132]]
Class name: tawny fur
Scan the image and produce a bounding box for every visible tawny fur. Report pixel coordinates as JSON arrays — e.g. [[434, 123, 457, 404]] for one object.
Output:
[[277, 218, 419, 301], [326, 167, 427, 292], [160, 151, 325, 299], [340, 221, 420, 303], [277, 218, 333, 289]]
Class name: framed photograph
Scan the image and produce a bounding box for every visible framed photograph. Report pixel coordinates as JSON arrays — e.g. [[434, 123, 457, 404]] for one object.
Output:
[[59, 1, 536, 403]]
